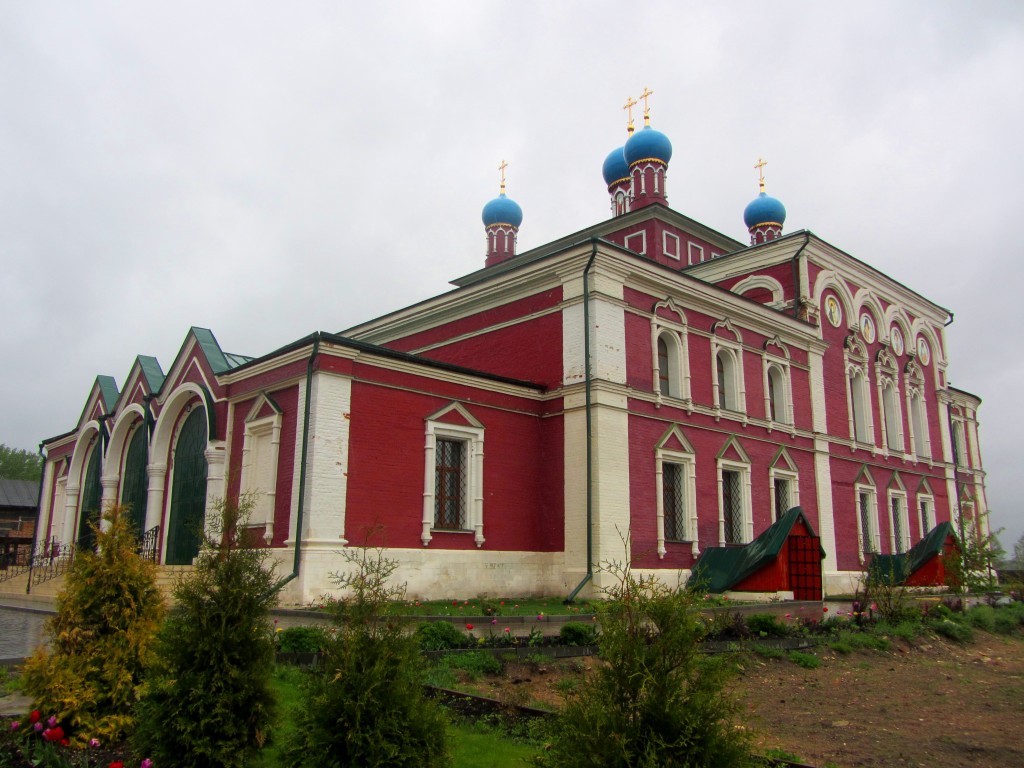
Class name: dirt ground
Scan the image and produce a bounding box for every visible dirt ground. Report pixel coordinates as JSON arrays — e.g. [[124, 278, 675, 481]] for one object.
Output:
[[455, 632, 1024, 767]]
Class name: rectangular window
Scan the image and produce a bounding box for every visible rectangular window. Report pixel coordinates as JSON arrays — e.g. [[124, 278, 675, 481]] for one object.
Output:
[[687, 242, 704, 265], [434, 439, 467, 529], [859, 490, 876, 554], [774, 477, 791, 521], [918, 497, 933, 537], [891, 495, 906, 554], [723, 469, 743, 544], [663, 463, 686, 540]]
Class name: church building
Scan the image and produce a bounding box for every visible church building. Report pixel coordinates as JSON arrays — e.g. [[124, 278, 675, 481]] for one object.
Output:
[[33, 97, 989, 601]]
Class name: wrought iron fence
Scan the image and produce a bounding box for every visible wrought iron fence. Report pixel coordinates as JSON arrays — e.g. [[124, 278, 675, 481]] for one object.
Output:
[[137, 525, 160, 563], [32, 542, 76, 585], [0, 542, 36, 582]]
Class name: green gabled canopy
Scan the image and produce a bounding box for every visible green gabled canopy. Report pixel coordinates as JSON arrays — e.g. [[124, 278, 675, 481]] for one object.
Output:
[[688, 507, 824, 593], [870, 521, 956, 584]]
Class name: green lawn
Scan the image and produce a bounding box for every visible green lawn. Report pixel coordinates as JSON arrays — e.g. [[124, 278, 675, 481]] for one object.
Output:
[[261, 664, 541, 767]]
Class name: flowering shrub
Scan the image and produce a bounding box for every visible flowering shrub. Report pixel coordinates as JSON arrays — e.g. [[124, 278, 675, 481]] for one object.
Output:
[[0, 710, 152, 767]]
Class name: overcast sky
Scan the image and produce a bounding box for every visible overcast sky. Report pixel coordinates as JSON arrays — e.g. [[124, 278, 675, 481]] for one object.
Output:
[[2, 2, 1021, 549]]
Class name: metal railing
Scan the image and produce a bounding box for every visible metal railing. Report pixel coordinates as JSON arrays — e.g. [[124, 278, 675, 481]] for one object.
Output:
[[32, 542, 76, 585], [137, 526, 160, 562], [0, 542, 36, 582]]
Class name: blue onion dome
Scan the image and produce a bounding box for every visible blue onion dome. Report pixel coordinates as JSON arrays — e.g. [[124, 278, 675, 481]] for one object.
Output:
[[624, 124, 673, 166], [602, 146, 630, 187], [743, 191, 787, 229], [481, 193, 523, 228]]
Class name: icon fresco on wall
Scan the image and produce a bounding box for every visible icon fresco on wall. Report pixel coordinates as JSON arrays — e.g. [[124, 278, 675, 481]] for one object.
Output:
[[859, 312, 876, 344], [891, 326, 904, 356], [824, 295, 842, 328]]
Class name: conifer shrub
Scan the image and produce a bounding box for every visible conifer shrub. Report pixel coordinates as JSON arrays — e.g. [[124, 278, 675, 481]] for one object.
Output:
[[132, 496, 279, 768], [283, 545, 450, 767], [558, 621, 598, 646], [21, 504, 164, 745], [416, 619, 470, 651], [535, 562, 758, 768]]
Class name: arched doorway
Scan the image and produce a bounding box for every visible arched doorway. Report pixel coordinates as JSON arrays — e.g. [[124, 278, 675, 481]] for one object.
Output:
[[77, 443, 102, 551], [165, 408, 208, 565], [120, 424, 149, 539]]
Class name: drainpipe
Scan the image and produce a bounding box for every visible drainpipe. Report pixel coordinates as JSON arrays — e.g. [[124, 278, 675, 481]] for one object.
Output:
[[269, 332, 321, 596], [566, 240, 599, 603], [26, 443, 48, 595], [791, 232, 811, 319]]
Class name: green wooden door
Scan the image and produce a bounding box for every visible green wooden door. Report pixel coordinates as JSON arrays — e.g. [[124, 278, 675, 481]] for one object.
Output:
[[77, 444, 103, 551], [166, 409, 208, 565], [120, 425, 149, 539]]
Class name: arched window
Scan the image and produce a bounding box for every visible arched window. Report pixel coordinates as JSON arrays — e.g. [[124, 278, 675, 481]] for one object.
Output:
[[120, 423, 149, 540], [910, 392, 929, 459], [657, 335, 672, 396], [716, 349, 740, 411], [881, 381, 903, 452], [77, 442, 103, 551], [767, 365, 788, 424], [166, 407, 208, 565], [849, 370, 871, 443]]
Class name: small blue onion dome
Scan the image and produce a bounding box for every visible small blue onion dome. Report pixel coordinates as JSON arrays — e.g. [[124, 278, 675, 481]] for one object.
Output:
[[602, 146, 630, 187], [481, 193, 523, 228], [624, 125, 673, 166], [743, 191, 787, 229]]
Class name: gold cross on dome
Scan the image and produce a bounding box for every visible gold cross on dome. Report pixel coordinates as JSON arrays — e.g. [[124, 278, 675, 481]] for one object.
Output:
[[639, 86, 653, 125], [623, 95, 637, 134], [498, 159, 508, 194], [754, 157, 768, 192]]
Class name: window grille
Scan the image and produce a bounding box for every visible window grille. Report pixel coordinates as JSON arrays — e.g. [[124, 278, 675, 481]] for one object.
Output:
[[723, 469, 742, 544], [774, 477, 790, 521], [859, 491, 875, 553], [663, 463, 685, 540], [434, 439, 467, 529], [891, 496, 905, 554]]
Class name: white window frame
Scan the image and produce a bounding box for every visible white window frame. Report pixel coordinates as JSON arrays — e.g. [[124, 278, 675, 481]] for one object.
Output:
[[663, 232, 680, 260], [917, 493, 934, 539], [855, 481, 880, 563], [239, 408, 282, 545], [879, 378, 904, 454], [655, 450, 697, 557], [624, 230, 647, 256], [907, 388, 931, 462], [888, 488, 910, 554], [717, 438, 752, 545], [769, 447, 800, 522], [711, 322, 746, 421], [951, 417, 967, 468], [687, 242, 704, 265], [847, 365, 873, 446], [763, 348, 793, 431], [422, 406, 485, 548], [651, 300, 691, 407]]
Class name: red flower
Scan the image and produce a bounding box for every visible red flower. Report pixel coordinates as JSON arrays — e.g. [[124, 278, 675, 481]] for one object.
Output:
[[60, 738, 69, 746], [823, 606, 829, 613], [108, 762, 125, 768], [28, 710, 41, 724], [465, 623, 474, 630], [43, 726, 65, 742]]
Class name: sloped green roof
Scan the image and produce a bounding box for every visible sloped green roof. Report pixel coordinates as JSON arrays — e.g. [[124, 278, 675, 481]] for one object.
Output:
[[137, 355, 165, 392], [191, 326, 231, 374], [688, 507, 824, 593], [96, 375, 119, 411], [870, 522, 956, 585]]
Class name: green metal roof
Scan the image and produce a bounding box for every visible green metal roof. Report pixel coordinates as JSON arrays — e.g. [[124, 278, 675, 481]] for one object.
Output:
[[136, 355, 165, 392], [869, 522, 956, 585], [96, 375, 119, 411], [191, 327, 232, 374], [688, 507, 824, 593]]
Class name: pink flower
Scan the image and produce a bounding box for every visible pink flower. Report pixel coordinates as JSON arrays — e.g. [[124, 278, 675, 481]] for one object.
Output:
[[465, 623, 474, 630], [491, 618, 497, 624], [9, 721, 19, 731], [34, 722, 43, 732], [141, 760, 154, 768], [89, 738, 101, 748], [504, 627, 510, 633], [47, 716, 58, 728], [784, 613, 792, 619], [871, 603, 878, 611]]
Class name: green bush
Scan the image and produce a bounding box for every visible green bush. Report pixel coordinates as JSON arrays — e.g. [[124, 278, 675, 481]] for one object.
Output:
[[443, 651, 503, 679], [559, 621, 598, 646], [930, 618, 974, 643], [276, 625, 325, 653], [417, 620, 470, 651], [283, 545, 449, 767], [133, 496, 279, 768], [21, 504, 164, 745], [745, 613, 789, 637], [788, 651, 822, 669], [535, 562, 758, 768], [966, 605, 996, 632], [993, 612, 1018, 635]]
